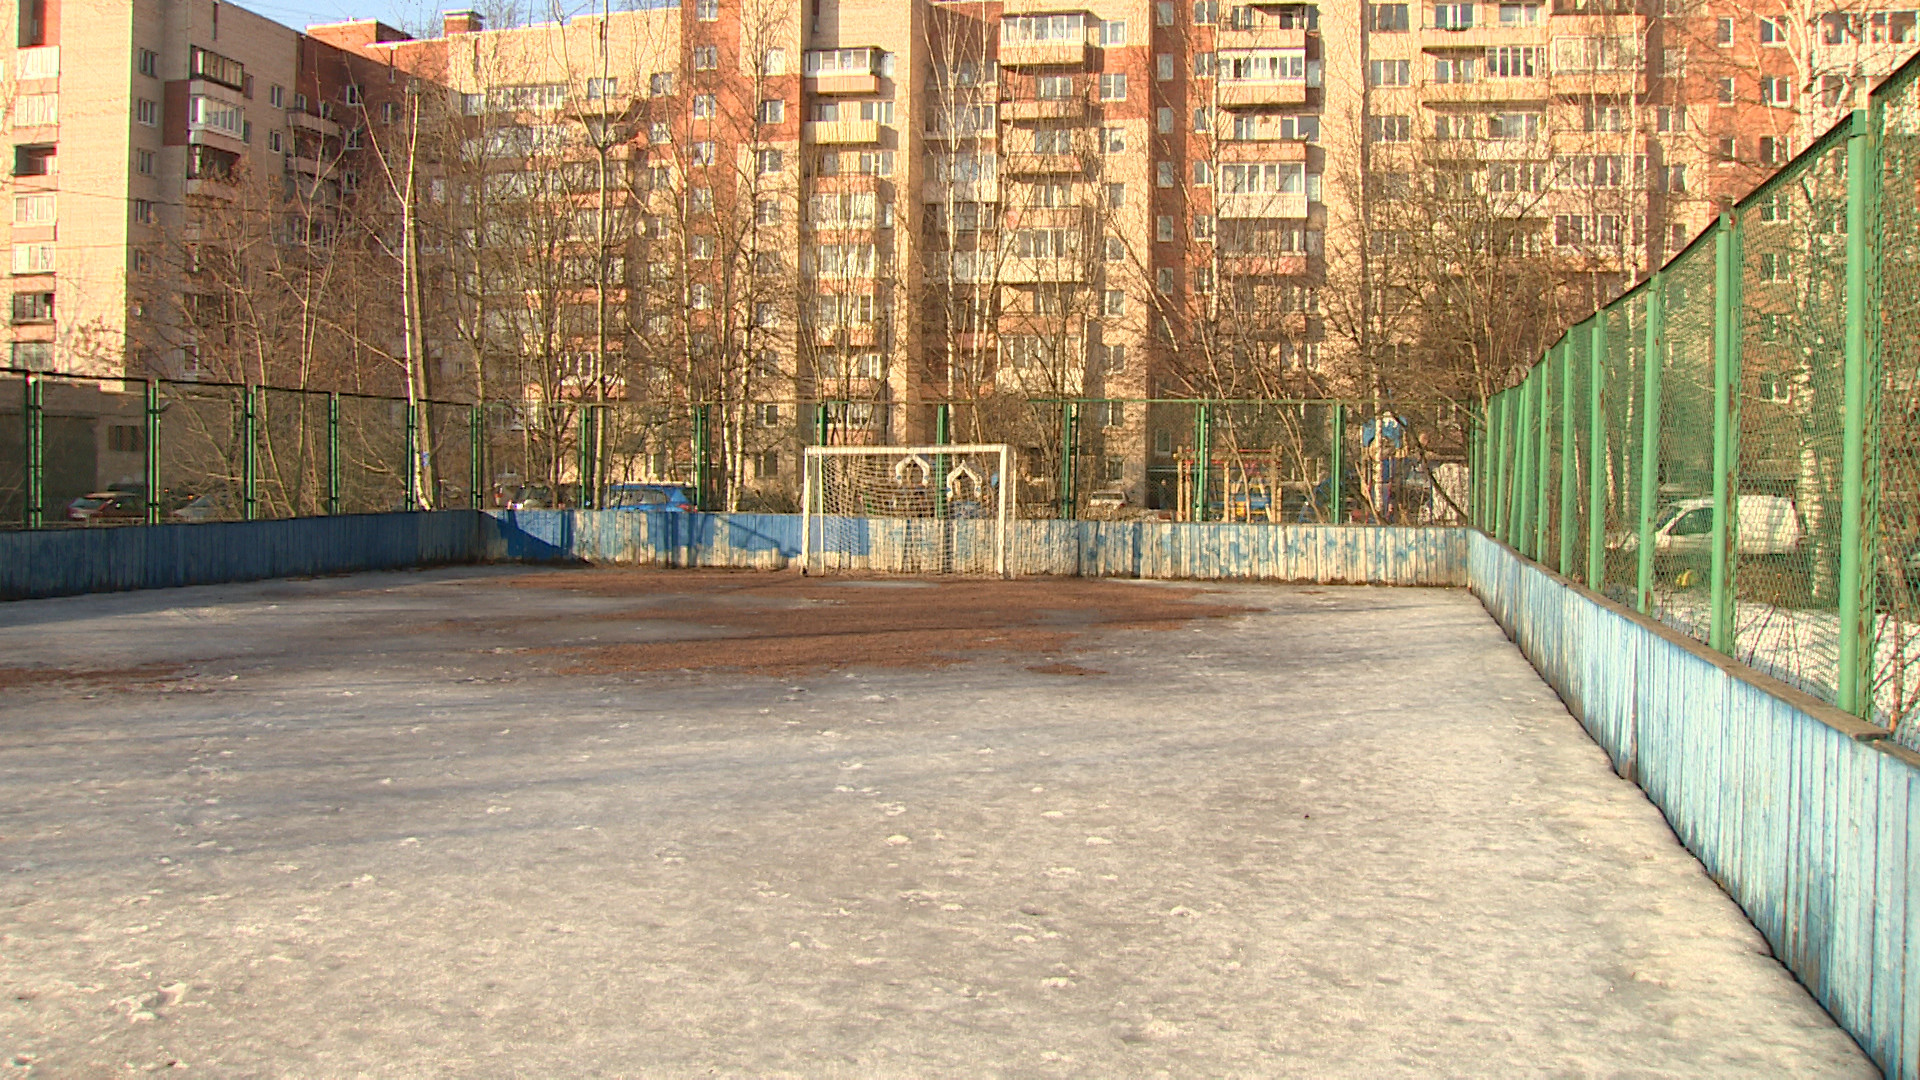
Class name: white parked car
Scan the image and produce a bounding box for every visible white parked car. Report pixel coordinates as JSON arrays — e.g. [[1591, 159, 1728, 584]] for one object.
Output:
[[1610, 494, 1805, 557]]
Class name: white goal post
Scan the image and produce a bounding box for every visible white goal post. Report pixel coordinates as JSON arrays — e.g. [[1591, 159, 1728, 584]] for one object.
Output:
[[801, 444, 1014, 578]]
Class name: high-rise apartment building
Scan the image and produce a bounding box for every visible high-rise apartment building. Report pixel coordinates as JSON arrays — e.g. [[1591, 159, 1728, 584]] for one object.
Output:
[[5, 0, 1909, 511]]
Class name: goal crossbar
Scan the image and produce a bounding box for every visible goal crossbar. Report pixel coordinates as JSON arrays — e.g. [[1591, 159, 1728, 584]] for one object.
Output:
[[801, 444, 1014, 578]]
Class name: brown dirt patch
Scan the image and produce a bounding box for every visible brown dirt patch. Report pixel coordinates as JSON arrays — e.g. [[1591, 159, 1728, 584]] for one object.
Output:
[[505, 570, 1255, 678], [1027, 662, 1109, 677], [0, 662, 185, 691]]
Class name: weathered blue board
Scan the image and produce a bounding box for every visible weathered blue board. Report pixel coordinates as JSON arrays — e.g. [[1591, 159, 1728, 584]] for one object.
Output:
[[1470, 531, 1919, 1079]]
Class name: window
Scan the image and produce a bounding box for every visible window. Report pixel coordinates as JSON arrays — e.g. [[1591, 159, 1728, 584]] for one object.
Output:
[[1761, 252, 1789, 281], [1433, 3, 1474, 29], [689, 234, 714, 260], [690, 186, 714, 214], [1157, 106, 1173, 133], [1195, 52, 1216, 77], [1718, 77, 1735, 103], [1485, 45, 1539, 78], [693, 45, 718, 70], [1195, 0, 1219, 23], [693, 93, 717, 119], [131, 198, 153, 225], [10, 342, 51, 370], [381, 101, 400, 123], [1099, 73, 1128, 100], [1157, 267, 1177, 294], [1157, 0, 1174, 25], [756, 198, 781, 225], [1434, 56, 1476, 83], [1758, 136, 1785, 164], [650, 121, 672, 144], [1106, 182, 1126, 208], [1716, 16, 1733, 44], [11, 192, 51, 226], [1104, 289, 1125, 315], [187, 95, 244, 138], [136, 148, 154, 174], [1759, 15, 1786, 43], [1762, 76, 1789, 106], [1003, 13, 1087, 43], [1434, 113, 1473, 140], [12, 242, 54, 274], [697, 0, 718, 18], [270, 84, 283, 108], [1758, 194, 1790, 223], [1102, 126, 1125, 153], [1371, 3, 1410, 30], [14, 94, 55, 126], [757, 149, 784, 174], [1193, 213, 1214, 239], [1369, 59, 1410, 86], [138, 49, 159, 77], [1035, 75, 1074, 99], [11, 291, 52, 323], [1194, 106, 1211, 132], [1660, 164, 1686, 192], [1661, 47, 1686, 76], [1368, 115, 1411, 143], [754, 302, 777, 328], [1103, 343, 1128, 373], [692, 140, 715, 165], [1100, 18, 1127, 45], [1719, 136, 1736, 160], [1582, 103, 1624, 132], [650, 72, 676, 96], [1499, 2, 1539, 24], [1194, 160, 1214, 186], [587, 77, 618, 101], [764, 48, 787, 75], [758, 98, 784, 123], [1157, 53, 1174, 80], [1487, 112, 1539, 140], [343, 126, 363, 150], [1656, 105, 1686, 133], [190, 46, 246, 90], [1157, 214, 1174, 241], [343, 84, 363, 106]]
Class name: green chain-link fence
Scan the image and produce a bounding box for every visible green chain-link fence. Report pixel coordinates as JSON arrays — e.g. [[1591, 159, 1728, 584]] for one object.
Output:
[[1476, 57, 1920, 747]]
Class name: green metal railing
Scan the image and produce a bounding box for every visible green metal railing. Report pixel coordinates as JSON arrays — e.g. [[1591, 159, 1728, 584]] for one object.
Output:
[[1473, 52, 1920, 745]]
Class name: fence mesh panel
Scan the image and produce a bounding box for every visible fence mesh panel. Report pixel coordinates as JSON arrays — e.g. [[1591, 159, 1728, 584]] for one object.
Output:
[[160, 383, 245, 523], [1731, 139, 1851, 701], [1878, 71, 1920, 742], [1648, 239, 1718, 647], [336, 395, 406, 515]]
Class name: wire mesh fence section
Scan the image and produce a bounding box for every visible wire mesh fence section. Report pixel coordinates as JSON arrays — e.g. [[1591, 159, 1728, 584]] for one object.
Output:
[[1646, 240, 1720, 649], [1877, 70, 1920, 743], [1731, 139, 1852, 703], [802, 444, 1011, 577]]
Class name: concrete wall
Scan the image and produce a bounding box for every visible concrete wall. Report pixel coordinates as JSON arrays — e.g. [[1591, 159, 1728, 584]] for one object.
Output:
[[1468, 531, 1920, 1079], [482, 509, 1469, 585], [0, 511, 487, 599]]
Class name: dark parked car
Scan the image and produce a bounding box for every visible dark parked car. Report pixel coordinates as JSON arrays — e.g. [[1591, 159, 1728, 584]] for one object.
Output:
[[606, 483, 696, 511], [66, 491, 146, 524]]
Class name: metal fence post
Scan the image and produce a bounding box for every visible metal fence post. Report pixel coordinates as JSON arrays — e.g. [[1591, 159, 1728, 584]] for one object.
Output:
[[1588, 308, 1610, 591], [1192, 401, 1211, 523], [1511, 374, 1533, 549], [404, 398, 419, 511], [144, 379, 162, 524], [1559, 336, 1579, 575], [326, 392, 341, 516], [1328, 401, 1346, 525], [1709, 213, 1743, 653], [242, 385, 258, 522], [1534, 351, 1554, 559], [1059, 401, 1079, 519], [1493, 391, 1511, 542], [22, 373, 42, 528], [468, 404, 483, 509], [1637, 274, 1666, 612], [1837, 109, 1880, 717], [934, 403, 951, 519], [692, 404, 711, 511], [814, 402, 828, 447]]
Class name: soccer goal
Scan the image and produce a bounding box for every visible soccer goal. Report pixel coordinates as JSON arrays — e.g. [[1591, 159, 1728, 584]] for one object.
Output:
[[801, 444, 1014, 577]]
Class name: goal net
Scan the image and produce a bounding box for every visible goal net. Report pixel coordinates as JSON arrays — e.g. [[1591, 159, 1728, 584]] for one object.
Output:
[[801, 444, 1013, 577]]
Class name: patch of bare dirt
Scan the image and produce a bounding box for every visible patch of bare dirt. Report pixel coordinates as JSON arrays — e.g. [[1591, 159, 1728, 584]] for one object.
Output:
[[500, 570, 1254, 678], [0, 663, 185, 691]]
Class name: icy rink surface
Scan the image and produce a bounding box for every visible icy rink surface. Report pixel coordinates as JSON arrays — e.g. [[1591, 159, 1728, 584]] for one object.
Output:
[[0, 567, 1876, 1078]]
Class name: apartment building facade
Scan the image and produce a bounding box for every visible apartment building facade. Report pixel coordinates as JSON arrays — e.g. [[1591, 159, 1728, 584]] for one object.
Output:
[[4, 0, 1911, 511]]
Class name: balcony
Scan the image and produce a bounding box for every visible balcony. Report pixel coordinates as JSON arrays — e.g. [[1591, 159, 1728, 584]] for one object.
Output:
[[1003, 152, 1085, 175], [1217, 81, 1310, 108], [813, 323, 883, 347], [1217, 191, 1310, 219], [1550, 68, 1644, 96], [290, 110, 341, 137], [16, 46, 58, 81], [1216, 25, 1310, 50], [1417, 23, 1549, 48], [922, 178, 999, 204], [1218, 251, 1311, 277], [1218, 138, 1310, 162], [807, 71, 882, 95], [804, 119, 884, 145], [1421, 77, 1548, 103], [286, 152, 325, 176], [1000, 39, 1091, 67], [999, 257, 1086, 283], [1000, 96, 1087, 121]]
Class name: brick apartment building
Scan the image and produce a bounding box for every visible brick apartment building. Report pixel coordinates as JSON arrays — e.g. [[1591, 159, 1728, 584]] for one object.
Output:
[[1, 0, 1908, 510]]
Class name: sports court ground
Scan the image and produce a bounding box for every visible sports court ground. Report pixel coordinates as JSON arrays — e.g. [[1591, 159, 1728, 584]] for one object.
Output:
[[0, 567, 1876, 1076]]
